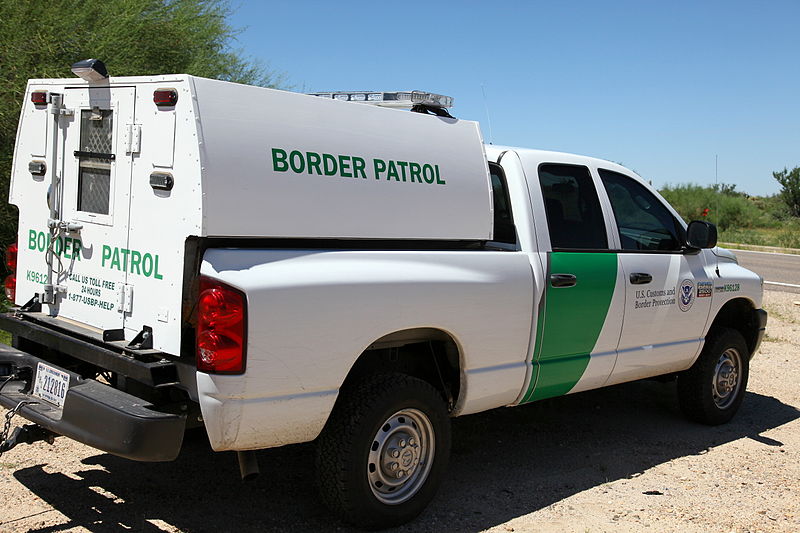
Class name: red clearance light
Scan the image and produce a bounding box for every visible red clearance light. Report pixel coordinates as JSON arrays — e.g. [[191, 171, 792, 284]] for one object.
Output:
[[196, 277, 246, 374], [4, 275, 15, 302], [31, 91, 48, 105], [153, 89, 178, 107], [5, 242, 17, 272]]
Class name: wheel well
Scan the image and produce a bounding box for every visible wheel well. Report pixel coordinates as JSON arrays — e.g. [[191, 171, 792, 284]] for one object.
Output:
[[341, 328, 461, 411], [707, 298, 760, 355]]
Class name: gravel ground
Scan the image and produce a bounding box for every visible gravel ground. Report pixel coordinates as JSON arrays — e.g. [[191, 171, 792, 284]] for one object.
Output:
[[1, 288, 798, 533]]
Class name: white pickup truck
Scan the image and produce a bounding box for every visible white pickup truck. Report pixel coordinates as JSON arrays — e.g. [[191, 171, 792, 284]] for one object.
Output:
[[0, 61, 767, 529]]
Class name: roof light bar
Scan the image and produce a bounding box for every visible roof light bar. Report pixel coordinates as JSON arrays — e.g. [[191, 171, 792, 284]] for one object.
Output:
[[308, 90, 454, 109]]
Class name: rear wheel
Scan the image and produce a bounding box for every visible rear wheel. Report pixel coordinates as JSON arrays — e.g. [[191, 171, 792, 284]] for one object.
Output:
[[315, 373, 451, 529], [678, 327, 749, 425]]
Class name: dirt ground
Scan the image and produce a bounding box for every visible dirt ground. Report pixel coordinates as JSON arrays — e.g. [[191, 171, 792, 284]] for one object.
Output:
[[1, 289, 798, 533]]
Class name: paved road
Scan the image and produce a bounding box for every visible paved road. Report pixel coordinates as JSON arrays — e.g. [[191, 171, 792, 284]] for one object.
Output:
[[730, 248, 800, 294]]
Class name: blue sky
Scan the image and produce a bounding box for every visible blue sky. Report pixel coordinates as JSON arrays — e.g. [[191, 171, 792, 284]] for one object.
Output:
[[228, 1, 798, 196]]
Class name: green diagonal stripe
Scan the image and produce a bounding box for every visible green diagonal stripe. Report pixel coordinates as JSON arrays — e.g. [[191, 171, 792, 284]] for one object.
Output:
[[523, 252, 617, 402]]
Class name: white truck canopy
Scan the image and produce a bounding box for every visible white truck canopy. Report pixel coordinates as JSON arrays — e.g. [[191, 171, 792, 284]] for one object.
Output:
[[10, 75, 494, 354], [191, 77, 493, 240]]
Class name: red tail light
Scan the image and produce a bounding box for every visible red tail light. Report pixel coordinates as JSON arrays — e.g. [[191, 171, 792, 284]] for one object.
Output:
[[4, 275, 15, 302], [4, 242, 16, 302], [5, 242, 17, 272], [196, 277, 246, 374], [31, 91, 48, 105], [153, 89, 178, 107]]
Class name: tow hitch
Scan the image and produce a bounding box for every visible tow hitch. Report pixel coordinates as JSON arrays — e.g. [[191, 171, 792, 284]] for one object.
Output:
[[0, 401, 57, 458], [0, 423, 57, 455]]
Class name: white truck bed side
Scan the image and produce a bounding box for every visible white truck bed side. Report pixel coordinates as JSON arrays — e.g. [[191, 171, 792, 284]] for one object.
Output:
[[198, 248, 534, 450]]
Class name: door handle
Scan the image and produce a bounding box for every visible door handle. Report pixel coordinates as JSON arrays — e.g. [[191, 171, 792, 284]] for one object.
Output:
[[630, 272, 653, 285], [550, 273, 577, 288]]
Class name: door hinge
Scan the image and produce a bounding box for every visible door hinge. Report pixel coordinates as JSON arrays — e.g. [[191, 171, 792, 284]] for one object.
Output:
[[124, 124, 141, 154], [116, 284, 134, 313]]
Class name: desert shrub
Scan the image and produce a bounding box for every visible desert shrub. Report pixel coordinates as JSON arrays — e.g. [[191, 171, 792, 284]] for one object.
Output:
[[659, 184, 774, 231], [776, 220, 800, 248]]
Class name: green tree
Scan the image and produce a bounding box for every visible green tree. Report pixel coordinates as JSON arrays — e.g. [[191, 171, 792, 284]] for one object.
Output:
[[0, 0, 284, 250], [773, 166, 800, 217], [711, 182, 747, 198]]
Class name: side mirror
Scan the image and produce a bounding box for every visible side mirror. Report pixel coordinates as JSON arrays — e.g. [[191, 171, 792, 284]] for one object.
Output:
[[686, 220, 718, 249]]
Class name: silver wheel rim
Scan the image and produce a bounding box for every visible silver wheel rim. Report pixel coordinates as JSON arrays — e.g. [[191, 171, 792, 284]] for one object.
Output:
[[712, 347, 742, 409], [367, 408, 435, 505]]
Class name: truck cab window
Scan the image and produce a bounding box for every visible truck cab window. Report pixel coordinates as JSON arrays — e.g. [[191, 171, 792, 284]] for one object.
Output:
[[599, 169, 683, 251], [489, 163, 517, 245], [538, 164, 607, 250]]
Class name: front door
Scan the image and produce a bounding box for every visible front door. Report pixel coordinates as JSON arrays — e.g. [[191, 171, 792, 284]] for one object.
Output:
[[597, 169, 714, 385], [48, 86, 136, 331]]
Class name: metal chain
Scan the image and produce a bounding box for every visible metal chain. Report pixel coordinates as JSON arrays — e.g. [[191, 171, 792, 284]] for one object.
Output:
[[0, 375, 21, 458], [0, 400, 37, 459]]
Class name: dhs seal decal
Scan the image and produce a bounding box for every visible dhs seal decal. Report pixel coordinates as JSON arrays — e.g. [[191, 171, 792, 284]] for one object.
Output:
[[678, 279, 694, 312]]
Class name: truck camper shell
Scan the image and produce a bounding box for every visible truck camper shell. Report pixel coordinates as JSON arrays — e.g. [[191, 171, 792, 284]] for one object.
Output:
[[10, 75, 494, 354], [13, 75, 493, 240]]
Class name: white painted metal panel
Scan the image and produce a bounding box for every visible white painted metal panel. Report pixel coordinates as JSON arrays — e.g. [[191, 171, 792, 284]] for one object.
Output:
[[607, 252, 714, 385], [123, 80, 202, 354], [190, 77, 493, 240], [197, 247, 533, 450], [10, 77, 201, 353], [148, 109, 176, 168]]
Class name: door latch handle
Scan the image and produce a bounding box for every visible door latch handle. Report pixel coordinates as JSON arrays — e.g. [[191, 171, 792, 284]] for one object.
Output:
[[550, 273, 577, 288], [630, 272, 653, 285]]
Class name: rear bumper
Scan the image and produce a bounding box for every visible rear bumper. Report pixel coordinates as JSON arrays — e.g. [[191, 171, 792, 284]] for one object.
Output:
[[0, 345, 185, 461]]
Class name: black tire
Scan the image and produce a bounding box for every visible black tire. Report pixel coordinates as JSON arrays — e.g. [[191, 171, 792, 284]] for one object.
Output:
[[677, 327, 750, 425], [315, 373, 451, 529]]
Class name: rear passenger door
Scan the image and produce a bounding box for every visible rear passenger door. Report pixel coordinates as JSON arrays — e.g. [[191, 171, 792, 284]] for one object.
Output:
[[521, 163, 625, 402], [597, 169, 714, 385]]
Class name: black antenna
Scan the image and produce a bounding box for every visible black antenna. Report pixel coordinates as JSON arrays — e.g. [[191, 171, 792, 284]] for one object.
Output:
[[715, 154, 719, 226]]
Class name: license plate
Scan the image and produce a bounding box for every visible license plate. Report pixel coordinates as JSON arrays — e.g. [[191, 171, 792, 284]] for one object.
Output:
[[32, 362, 71, 408]]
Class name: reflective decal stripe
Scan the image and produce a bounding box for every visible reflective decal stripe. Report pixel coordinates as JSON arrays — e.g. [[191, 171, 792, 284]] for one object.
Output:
[[522, 252, 618, 403]]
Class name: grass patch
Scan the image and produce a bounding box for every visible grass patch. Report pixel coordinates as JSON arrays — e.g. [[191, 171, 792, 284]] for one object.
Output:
[[720, 223, 800, 249], [0, 329, 9, 345]]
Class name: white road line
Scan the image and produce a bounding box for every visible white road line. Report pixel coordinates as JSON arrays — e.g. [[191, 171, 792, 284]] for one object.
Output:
[[765, 281, 800, 288], [727, 248, 800, 258]]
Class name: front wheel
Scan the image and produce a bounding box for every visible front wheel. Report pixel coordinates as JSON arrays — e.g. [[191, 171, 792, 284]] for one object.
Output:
[[315, 373, 451, 529], [677, 327, 750, 425]]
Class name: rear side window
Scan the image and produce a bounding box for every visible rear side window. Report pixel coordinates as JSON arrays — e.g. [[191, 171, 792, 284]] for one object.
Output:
[[538, 164, 608, 250], [489, 164, 516, 245], [599, 169, 683, 251]]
